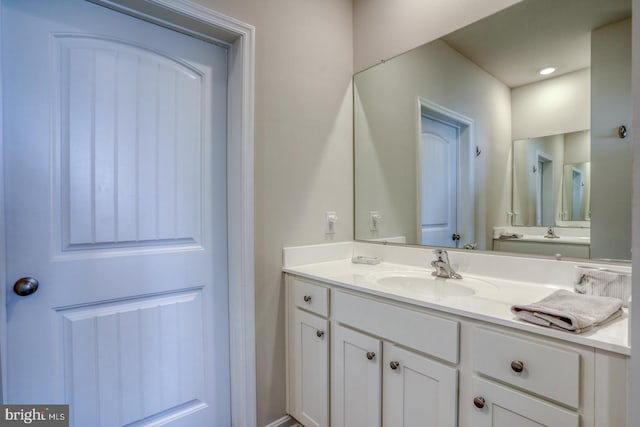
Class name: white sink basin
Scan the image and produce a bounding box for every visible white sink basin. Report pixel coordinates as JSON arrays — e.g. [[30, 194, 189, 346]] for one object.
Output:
[[365, 270, 497, 298]]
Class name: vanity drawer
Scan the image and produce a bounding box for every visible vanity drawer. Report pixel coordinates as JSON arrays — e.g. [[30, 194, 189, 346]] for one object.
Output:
[[473, 327, 580, 408], [332, 290, 459, 363], [293, 278, 329, 317]]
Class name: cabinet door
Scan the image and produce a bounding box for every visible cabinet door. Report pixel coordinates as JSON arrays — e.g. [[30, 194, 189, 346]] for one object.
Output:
[[383, 342, 458, 426], [470, 377, 579, 427], [293, 309, 329, 427], [331, 323, 382, 427]]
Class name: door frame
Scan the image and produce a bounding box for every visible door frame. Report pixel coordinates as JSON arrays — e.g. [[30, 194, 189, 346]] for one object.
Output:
[[570, 166, 584, 220], [416, 97, 475, 248], [534, 150, 553, 226], [0, 0, 257, 425]]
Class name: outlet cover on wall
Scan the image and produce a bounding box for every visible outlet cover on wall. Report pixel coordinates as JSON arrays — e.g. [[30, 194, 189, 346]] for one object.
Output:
[[325, 211, 338, 234], [369, 211, 382, 231]]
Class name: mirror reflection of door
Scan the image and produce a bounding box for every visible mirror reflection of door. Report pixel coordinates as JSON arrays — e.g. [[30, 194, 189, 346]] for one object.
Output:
[[571, 168, 584, 220], [535, 153, 553, 226], [419, 115, 459, 247]]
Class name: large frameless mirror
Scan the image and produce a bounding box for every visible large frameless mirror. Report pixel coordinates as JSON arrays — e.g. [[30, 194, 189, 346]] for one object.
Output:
[[354, 0, 631, 261]]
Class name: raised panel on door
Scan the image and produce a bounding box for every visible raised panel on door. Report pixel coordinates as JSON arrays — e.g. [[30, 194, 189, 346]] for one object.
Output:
[[331, 323, 382, 427], [294, 309, 329, 427], [3, 0, 229, 425], [383, 342, 458, 426], [470, 377, 579, 427]]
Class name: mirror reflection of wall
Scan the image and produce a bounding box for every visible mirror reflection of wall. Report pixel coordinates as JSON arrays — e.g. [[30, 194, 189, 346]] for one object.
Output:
[[354, 0, 631, 261], [354, 38, 510, 251]]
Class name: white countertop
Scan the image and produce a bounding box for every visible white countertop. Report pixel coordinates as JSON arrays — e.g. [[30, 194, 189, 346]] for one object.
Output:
[[284, 259, 629, 355]]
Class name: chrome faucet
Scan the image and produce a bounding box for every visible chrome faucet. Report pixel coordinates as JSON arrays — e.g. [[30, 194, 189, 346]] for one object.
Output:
[[430, 249, 462, 279], [544, 226, 559, 239]]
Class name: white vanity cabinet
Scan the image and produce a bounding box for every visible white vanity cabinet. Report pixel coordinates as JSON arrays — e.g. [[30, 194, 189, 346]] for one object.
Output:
[[331, 289, 459, 426], [331, 323, 382, 427], [288, 278, 330, 427], [285, 273, 629, 427], [459, 324, 629, 427], [382, 342, 458, 426], [466, 327, 582, 426], [470, 377, 579, 427], [330, 323, 458, 427], [492, 238, 590, 259]]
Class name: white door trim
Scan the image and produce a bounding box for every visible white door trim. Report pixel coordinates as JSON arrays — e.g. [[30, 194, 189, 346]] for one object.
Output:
[[0, 1, 257, 425]]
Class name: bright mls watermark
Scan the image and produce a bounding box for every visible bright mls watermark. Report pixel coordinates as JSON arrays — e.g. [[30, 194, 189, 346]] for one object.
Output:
[[1, 405, 68, 426]]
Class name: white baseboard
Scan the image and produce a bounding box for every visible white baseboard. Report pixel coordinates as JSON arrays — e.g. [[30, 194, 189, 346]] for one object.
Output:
[[264, 415, 300, 427]]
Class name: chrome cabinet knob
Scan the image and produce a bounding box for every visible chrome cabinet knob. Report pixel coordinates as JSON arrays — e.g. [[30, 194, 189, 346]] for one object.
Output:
[[473, 396, 486, 409], [366, 351, 376, 360], [510, 360, 525, 373], [303, 295, 312, 303], [13, 277, 39, 297], [389, 361, 400, 370], [316, 330, 324, 338]]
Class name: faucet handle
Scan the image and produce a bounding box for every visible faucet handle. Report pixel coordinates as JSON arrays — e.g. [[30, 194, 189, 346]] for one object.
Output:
[[433, 248, 448, 261]]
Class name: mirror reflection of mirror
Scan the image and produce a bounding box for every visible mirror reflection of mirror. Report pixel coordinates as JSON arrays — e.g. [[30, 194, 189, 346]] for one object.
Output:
[[354, 0, 631, 261], [512, 130, 590, 227], [562, 161, 591, 224]]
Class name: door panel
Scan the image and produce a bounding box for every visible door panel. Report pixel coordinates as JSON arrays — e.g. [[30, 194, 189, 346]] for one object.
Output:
[[419, 115, 459, 247], [331, 323, 381, 427], [56, 35, 204, 253], [383, 342, 458, 426], [59, 291, 205, 424], [3, 0, 229, 425], [294, 309, 329, 427]]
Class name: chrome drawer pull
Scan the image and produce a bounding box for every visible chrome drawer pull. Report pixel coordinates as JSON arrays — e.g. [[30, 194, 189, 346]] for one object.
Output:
[[389, 361, 400, 370], [511, 360, 525, 373], [366, 351, 376, 360], [303, 295, 312, 303], [473, 396, 485, 409]]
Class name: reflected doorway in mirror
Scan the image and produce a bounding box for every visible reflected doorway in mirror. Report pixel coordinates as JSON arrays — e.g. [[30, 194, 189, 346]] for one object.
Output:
[[417, 98, 475, 249]]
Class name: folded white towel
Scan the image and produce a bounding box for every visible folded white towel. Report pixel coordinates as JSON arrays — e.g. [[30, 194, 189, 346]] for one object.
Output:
[[511, 289, 623, 334]]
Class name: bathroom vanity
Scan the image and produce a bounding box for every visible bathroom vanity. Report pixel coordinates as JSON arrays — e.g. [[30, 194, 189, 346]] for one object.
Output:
[[284, 242, 629, 427], [492, 226, 591, 259]]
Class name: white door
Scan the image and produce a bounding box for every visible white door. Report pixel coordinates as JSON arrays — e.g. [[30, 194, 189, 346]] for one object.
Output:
[[331, 323, 381, 427], [293, 309, 329, 427], [470, 377, 579, 427], [383, 342, 458, 426], [419, 115, 458, 247], [3, 1, 230, 425]]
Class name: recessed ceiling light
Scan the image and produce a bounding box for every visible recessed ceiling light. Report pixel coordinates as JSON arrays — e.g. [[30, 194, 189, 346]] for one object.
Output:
[[539, 67, 556, 76]]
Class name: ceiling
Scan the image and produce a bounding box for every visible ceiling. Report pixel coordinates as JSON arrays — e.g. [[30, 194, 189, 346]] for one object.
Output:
[[441, 0, 631, 88]]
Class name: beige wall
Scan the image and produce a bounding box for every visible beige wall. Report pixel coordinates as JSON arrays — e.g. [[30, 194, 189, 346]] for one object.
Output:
[[564, 130, 590, 164], [631, 0, 639, 425], [591, 18, 632, 260], [511, 69, 590, 140], [193, 0, 354, 425], [353, 0, 523, 72]]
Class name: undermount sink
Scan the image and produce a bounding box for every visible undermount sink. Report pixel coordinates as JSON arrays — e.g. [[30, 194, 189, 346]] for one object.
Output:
[[365, 270, 496, 298]]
